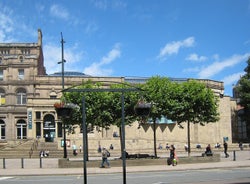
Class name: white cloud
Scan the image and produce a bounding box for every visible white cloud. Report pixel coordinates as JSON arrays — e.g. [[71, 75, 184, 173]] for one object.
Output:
[[186, 53, 207, 62], [44, 43, 84, 74], [157, 37, 195, 60], [222, 72, 245, 86], [83, 43, 121, 76], [198, 53, 250, 79], [50, 4, 69, 20], [0, 5, 14, 42]]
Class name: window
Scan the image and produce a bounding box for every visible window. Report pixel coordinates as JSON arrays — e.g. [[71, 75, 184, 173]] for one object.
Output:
[[0, 88, 5, 105], [18, 69, 24, 80], [16, 119, 27, 139], [0, 69, 3, 81], [19, 56, 24, 63], [36, 112, 41, 119], [16, 88, 26, 105], [36, 122, 41, 138], [0, 120, 5, 139]]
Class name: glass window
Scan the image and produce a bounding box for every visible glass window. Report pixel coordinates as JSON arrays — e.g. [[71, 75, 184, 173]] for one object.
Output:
[[18, 69, 24, 80], [0, 120, 5, 140], [36, 122, 41, 138], [0, 88, 5, 105], [16, 120, 27, 139], [36, 112, 41, 119], [0, 69, 3, 81], [19, 56, 24, 62], [16, 88, 26, 105]]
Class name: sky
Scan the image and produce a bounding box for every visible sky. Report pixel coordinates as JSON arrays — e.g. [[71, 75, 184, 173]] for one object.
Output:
[[0, 0, 250, 96]]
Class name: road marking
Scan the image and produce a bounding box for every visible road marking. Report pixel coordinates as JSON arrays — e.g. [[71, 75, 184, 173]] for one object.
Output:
[[0, 177, 13, 181]]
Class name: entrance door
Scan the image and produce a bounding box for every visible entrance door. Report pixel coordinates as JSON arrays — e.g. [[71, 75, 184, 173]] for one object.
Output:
[[43, 114, 55, 142]]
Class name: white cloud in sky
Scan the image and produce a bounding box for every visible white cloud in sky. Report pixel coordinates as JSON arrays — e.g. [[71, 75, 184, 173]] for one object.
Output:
[[157, 37, 195, 60], [0, 5, 14, 42], [50, 4, 69, 20], [222, 72, 245, 86], [198, 53, 249, 79], [83, 43, 121, 76], [185, 53, 207, 62], [44, 43, 84, 74]]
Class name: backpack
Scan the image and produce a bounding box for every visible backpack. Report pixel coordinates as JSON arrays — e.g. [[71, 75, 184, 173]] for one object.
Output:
[[107, 151, 110, 157]]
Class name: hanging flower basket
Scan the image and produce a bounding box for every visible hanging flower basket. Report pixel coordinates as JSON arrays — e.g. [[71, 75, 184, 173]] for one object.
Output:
[[134, 100, 152, 117], [54, 102, 77, 118], [55, 107, 72, 118]]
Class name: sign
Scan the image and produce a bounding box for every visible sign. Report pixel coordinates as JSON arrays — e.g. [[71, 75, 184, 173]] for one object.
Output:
[[27, 110, 32, 129]]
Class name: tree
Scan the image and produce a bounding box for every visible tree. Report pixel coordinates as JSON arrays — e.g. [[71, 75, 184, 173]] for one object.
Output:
[[168, 80, 220, 156], [235, 58, 250, 140], [143, 77, 220, 157], [142, 76, 176, 157]]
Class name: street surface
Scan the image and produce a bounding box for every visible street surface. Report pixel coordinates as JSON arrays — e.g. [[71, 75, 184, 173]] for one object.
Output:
[[0, 167, 250, 184]]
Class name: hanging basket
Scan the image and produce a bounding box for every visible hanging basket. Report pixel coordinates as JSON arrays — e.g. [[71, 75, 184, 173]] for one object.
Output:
[[135, 102, 152, 117], [55, 107, 72, 118]]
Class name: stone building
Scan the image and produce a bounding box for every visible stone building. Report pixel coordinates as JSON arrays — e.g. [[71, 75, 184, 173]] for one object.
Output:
[[0, 30, 237, 152]]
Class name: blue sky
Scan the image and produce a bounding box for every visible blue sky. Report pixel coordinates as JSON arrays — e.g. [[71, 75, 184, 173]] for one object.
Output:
[[0, 0, 250, 96]]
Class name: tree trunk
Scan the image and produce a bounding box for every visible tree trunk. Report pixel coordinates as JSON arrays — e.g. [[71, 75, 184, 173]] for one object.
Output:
[[153, 120, 157, 158], [187, 121, 191, 157]]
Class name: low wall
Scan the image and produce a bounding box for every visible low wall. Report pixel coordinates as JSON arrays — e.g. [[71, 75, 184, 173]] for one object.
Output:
[[58, 154, 220, 168]]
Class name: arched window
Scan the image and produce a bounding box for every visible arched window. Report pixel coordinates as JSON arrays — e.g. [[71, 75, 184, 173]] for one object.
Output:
[[16, 88, 26, 105], [19, 56, 24, 63], [16, 119, 27, 139], [0, 120, 5, 139], [0, 88, 5, 105]]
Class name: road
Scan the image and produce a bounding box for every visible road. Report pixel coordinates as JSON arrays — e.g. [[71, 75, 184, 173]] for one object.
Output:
[[0, 167, 250, 184]]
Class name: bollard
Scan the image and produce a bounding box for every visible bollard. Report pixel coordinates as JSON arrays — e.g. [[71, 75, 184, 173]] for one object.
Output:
[[40, 157, 42, 168], [21, 158, 24, 168], [3, 158, 6, 169], [233, 150, 236, 161]]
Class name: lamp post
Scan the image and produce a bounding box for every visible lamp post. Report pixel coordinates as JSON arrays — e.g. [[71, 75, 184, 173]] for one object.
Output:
[[58, 32, 67, 158]]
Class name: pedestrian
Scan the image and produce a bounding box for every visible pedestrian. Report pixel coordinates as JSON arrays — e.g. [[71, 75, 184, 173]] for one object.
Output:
[[205, 144, 212, 156], [239, 142, 243, 150], [110, 144, 114, 150], [100, 147, 110, 168], [98, 145, 102, 153], [168, 144, 177, 166], [223, 141, 229, 158], [72, 144, 77, 156], [79, 145, 82, 153]]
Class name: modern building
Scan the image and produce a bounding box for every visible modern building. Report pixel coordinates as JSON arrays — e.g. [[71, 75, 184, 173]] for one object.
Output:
[[0, 30, 238, 152]]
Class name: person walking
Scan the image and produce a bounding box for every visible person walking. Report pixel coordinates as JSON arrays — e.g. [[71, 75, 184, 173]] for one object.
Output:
[[100, 147, 110, 168], [223, 141, 229, 158], [169, 144, 177, 166]]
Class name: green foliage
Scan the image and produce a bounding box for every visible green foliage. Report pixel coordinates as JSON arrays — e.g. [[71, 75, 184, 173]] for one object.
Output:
[[235, 58, 250, 122]]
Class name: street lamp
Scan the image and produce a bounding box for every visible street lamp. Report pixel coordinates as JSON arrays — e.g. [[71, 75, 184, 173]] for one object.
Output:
[[58, 32, 67, 159]]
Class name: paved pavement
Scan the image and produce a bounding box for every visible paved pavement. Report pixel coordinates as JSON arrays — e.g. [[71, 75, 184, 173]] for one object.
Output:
[[0, 150, 249, 176]]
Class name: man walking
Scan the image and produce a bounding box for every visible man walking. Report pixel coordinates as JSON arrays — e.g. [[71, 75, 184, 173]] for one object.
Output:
[[223, 141, 229, 158], [100, 147, 110, 168]]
